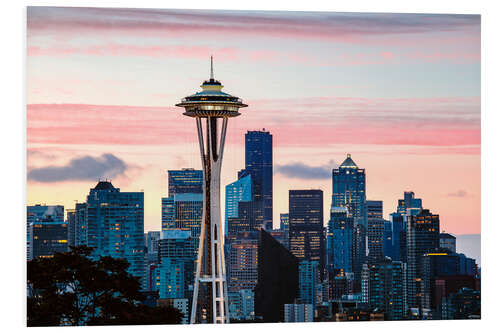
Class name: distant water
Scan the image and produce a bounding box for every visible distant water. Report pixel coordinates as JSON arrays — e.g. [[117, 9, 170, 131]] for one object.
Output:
[[456, 234, 481, 267]]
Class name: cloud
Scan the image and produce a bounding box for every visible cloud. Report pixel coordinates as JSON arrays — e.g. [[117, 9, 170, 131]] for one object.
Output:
[[275, 160, 338, 179], [28, 153, 128, 183], [447, 189, 468, 197]]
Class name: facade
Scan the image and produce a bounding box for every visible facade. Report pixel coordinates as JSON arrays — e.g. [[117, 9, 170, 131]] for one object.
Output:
[[406, 209, 440, 309], [225, 174, 252, 235], [255, 229, 299, 323], [332, 154, 366, 228], [364, 258, 406, 320], [161, 193, 203, 238], [397, 191, 422, 216], [367, 217, 386, 262], [227, 231, 259, 292], [298, 260, 318, 308], [66, 209, 76, 248], [280, 213, 290, 249], [74, 202, 88, 247], [439, 233, 457, 253], [421, 251, 477, 317], [326, 206, 354, 274], [284, 303, 314, 322], [27, 205, 67, 259], [145, 231, 161, 254], [227, 200, 263, 235], [156, 229, 197, 300], [289, 189, 325, 280], [167, 168, 203, 196], [85, 181, 144, 281], [388, 212, 406, 262], [242, 130, 273, 230], [366, 200, 383, 219]]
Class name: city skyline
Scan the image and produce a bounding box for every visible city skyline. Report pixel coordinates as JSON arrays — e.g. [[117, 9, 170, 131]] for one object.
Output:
[[27, 7, 480, 241]]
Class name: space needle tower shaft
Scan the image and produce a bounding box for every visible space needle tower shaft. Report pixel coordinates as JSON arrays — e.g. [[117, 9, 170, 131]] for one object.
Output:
[[175, 57, 247, 324]]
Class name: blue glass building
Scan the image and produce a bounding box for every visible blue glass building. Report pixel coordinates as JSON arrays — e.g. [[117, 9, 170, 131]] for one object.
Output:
[[85, 181, 144, 281], [397, 191, 422, 216], [332, 154, 366, 228], [168, 168, 203, 196], [326, 206, 354, 274], [299, 260, 318, 308], [225, 174, 252, 235], [242, 130, 273, 230], [161, 193, 203, 238]]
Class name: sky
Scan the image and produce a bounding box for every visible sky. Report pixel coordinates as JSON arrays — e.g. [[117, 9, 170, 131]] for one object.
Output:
[[26, 7, 481, 254]]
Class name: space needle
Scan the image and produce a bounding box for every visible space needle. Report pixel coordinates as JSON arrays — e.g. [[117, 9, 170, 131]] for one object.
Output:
[[176, 57, 247, 324]]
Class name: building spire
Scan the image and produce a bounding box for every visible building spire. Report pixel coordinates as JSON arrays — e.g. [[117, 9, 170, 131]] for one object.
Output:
[[210, 55, 214, 80]]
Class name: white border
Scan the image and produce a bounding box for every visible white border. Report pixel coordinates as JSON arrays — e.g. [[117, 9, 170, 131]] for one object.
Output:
[[3, 1, 498, 332]]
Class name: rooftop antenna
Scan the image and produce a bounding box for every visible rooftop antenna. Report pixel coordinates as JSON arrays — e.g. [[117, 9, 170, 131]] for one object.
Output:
[[210, 55, 214, 80]]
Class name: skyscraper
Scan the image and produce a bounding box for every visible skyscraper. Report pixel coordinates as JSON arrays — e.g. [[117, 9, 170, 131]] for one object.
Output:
[[299, 260, 318, 308], [66, 208, 76, 248], [155, 229, 197, 301], [366, 200, 383, 219], [227, 231, 258, 292], [161, 193, 203, 237], [332, 154, 366, 227], [254, 229, 299, 323], [225, 174, 252, 235], [168, 168, 203, 196], [397, 191, 422, 216], [439, 233, 457, 253], [406, 209, 440, 309], [364, 257, 406, 320], [85, 181, 144, 281], [242, 130, 273, 230], [27, 205, 67, 259], [288, 189, 324, 280], [326, 206, 354, 274]]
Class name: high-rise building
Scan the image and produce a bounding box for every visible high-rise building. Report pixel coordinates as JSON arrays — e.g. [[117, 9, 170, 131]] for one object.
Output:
[[73, 202, 88, 247], [441, 288, 481, 320], [421, 250, 477, 317], [289, 189, 325, 280], [161, 193, 203, 237], [326, 206, 354, 274], [228, 289, 255, 321], [284, 303, 314, 322], [167, 169, 203, 196], [227, 200, 262, 235], [27, 205, 67, 259], [280, 213, 290, 249], [406, 209, 440, 309], [66, 208, 76, 248], [255, 229, 299, 323], [363, 258, 406, 320], [367, 217, 385, 263], [85, 181, 144, 281], [242, 130, 273, 230], [439, 233, 457, 253], [397, 191, 422, 216], [388, 212, 406, 262], [366, 200, 383, 219], [299, 260, 318, 308], [332, 154, 366, 228], [225, 174, 252, 235], [156, 229, 197, 301], [145, 231, 161, 254], [227, 231, 258, 292]]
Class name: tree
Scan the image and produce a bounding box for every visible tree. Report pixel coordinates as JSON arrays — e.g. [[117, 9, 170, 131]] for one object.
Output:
[[27, 246, 182, 326]]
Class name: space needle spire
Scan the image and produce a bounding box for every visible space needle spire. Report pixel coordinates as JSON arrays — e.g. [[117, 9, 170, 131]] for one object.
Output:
[[176, 58, 247, 324]]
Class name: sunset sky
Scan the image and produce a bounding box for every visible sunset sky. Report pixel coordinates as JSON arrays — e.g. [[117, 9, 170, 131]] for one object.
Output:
[[26, 7, 480, 243]]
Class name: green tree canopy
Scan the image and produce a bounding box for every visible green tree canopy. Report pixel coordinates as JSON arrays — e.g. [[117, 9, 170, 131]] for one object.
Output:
[[27, 246, 182, 326]]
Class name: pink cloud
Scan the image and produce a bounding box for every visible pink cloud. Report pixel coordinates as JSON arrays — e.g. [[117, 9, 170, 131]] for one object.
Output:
[[27, 97, 480, 149]]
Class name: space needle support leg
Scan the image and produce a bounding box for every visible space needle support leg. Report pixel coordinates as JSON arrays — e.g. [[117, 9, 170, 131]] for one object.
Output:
[[191, 117, 207, 324]]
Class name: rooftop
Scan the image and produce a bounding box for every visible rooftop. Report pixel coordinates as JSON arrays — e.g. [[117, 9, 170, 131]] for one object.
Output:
[[339, 154, 358, 169]]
